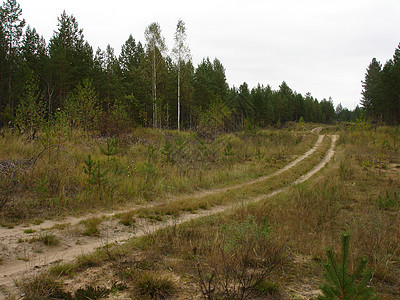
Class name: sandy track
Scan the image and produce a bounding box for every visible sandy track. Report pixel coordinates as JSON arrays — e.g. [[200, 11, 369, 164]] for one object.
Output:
[[0, 133, 337, 291]]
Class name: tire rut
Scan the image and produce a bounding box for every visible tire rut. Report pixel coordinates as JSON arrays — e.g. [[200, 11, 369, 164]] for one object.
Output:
[[0, 133, 336, 291]]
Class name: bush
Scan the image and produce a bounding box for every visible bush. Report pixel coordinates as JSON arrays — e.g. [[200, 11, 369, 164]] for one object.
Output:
[[196, 215, 283, 299]]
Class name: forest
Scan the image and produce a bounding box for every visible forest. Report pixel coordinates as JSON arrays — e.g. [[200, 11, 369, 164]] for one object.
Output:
[[0, 0, 363, 134], [361, 47, 400, 125]]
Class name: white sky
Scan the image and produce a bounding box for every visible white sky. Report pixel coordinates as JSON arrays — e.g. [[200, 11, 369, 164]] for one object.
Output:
[[17, 0, 400, 109]]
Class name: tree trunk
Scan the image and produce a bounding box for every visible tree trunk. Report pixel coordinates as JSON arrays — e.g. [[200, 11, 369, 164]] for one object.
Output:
[[152, 50, 157, 128], [177, 64, 181, 131], [8, 47, 12, 115]]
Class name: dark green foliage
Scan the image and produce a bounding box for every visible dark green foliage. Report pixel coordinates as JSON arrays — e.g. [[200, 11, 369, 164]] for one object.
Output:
[[318, 233, 377, 299], [0, 0, 354, 132], [361, 43, 400, 125], [0, 0, 26, 115], [48, 11, 93, 109]]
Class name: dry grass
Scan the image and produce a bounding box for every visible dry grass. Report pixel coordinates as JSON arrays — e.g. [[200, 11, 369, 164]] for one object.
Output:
[[0, 127, 316, 225], [8, 124, 400, 298], [62, 126, 399, 298]]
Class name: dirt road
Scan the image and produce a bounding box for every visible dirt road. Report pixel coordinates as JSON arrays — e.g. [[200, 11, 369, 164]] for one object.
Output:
[[0, 133, 338, 293]]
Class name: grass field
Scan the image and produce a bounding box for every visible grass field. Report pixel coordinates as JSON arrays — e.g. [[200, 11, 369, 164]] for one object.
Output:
[[1, 124, 399, 299]]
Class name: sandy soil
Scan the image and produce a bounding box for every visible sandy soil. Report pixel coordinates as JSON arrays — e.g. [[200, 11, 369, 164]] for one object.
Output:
[[0, 131, 338, 297]]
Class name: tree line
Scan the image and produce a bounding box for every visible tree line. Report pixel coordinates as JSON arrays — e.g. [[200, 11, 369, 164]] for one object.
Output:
[[0, 0, 357, 134], [361, 43, 400, 125]]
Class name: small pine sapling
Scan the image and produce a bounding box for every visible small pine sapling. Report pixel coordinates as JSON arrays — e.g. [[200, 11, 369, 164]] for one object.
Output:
[[100, 138, 119, 159], [318, 233, 377, 299], [83, 155, 107, 188], [223, 141, 234, 157]]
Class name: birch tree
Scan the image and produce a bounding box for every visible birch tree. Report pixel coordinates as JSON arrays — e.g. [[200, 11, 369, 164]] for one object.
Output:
[[172, 19, 190, 131], [144, 22, 166, 128]]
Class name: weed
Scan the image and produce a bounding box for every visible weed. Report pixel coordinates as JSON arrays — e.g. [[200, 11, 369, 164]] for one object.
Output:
[[32, 173, 49, 196], [48, 263, 76, 276], [221, 215, 270, 252], [23, 229, 36, 234], [254, 147, 264, 161], [80, 217, 103, 236], [223, 141, 234, 157], [196, 215, 283, 299], [39, 232, 60, 246], [74, 285, 110, 299], [17, 273, 72, 299], [254, 279, 281, 297], [51, 223, 70, 230], [376, 190, 399, 210], [76, 252, 106, 269], [17, 256, 29, 261], [339, 160, 353, 180], [132, 271, 176, 299], [33, 219, 44, 225], [115, 211, 136, 227]]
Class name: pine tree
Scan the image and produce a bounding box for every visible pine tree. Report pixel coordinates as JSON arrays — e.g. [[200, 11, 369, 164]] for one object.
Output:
[[119, 34, 144, 97], [318, 233, 377, 299], [48, 11, 93, 109], [194, 58, 214, 111], [237, 82, 253, 126], [0, 21, 7, 115], [0, 0, 25, 115], [104, 44, 122, 104], [361, 58, 381, 119]]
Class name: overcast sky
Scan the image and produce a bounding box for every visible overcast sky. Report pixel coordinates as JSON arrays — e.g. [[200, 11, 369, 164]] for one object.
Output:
[[17, 0, 400, 109]]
